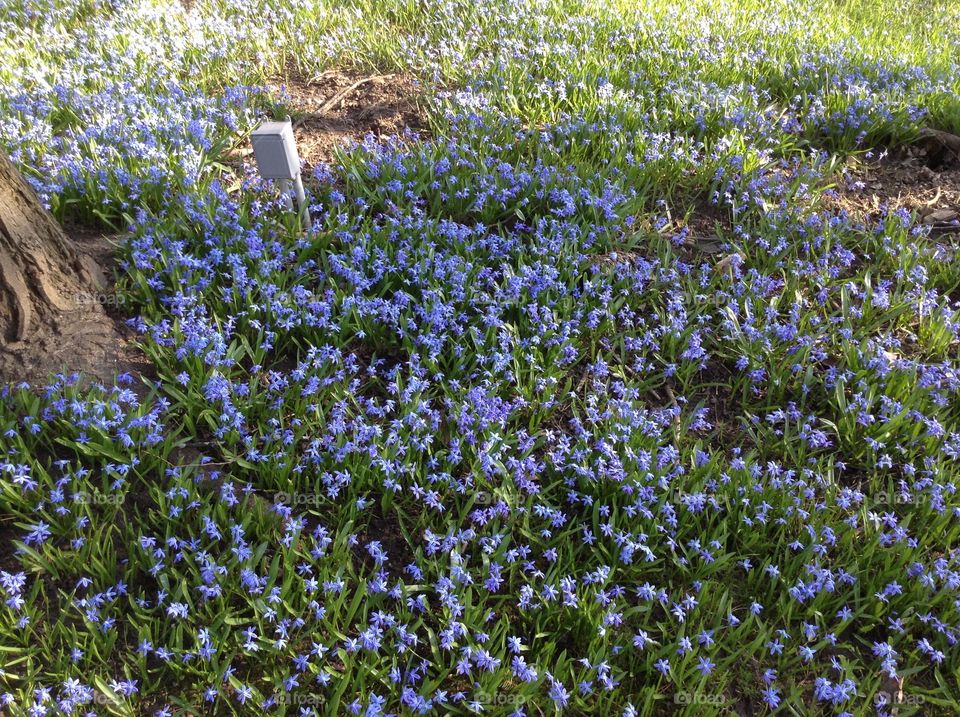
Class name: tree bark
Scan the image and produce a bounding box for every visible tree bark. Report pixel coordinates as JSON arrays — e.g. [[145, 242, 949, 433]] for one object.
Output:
[[0, 151, 120, 384]]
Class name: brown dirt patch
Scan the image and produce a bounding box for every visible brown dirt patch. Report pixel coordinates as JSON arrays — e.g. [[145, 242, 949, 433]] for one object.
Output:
[[1, 228, 155, 392], [826, 143, 960, 235], [654, 198, 733, 257], [0, 516, 22, 573], [678, 199, 732, 256], [354, 500, 417, 580], [68, 229, 157, 392], [268, 68, 428, 169]]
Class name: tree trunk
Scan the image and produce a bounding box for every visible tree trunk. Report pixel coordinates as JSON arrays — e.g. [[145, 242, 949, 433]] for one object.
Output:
[[0, 151, 121, 385]]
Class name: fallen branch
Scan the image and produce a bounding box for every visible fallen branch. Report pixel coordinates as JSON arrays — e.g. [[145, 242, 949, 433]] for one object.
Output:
[[317, 74, 395, 115]]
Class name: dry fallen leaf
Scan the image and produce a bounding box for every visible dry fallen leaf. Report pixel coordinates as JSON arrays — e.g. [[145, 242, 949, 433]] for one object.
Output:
[[714, 252, 745, 275], [923, 208, 958, 224]]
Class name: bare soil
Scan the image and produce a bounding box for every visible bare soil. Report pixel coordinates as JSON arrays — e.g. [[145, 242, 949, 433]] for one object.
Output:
[[827, 141, 960, 234], [1, 228, 154, 391], [267, 68, 428, 169]]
